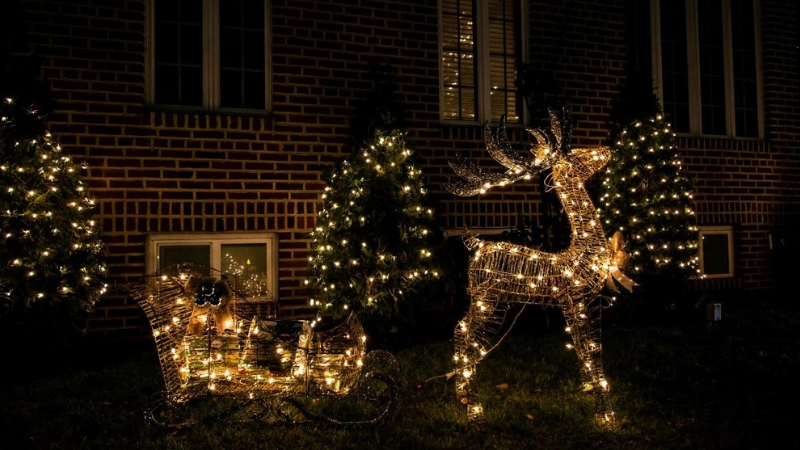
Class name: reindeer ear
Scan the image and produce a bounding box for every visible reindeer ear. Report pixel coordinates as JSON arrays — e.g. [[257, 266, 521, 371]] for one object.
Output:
[[214, 279, 233, 304], [184, 276, 200, 297]]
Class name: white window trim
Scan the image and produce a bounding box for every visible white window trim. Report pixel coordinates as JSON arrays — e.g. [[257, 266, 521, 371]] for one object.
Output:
[[438, 0, 529, 125], [651, 0, 763, 138], [145, 232, 279, 301], [145, 0, 273, 114], [698, 225, 734, 279]]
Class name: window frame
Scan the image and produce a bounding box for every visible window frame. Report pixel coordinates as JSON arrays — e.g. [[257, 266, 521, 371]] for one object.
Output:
[[145, 232, 279, 301], [650, 0, 763, 138], [697, 225, 735, 279], [145, 0, 273, 114], [438, 0, 528, 125]]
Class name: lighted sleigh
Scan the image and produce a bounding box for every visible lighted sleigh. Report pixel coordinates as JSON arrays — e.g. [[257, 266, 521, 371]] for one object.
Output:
[[124, 264, 399, 428]]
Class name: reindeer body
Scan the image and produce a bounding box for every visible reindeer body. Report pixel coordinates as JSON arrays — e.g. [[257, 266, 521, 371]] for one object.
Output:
[[448, 113, 624, 424], [465, 147, 610, 303]]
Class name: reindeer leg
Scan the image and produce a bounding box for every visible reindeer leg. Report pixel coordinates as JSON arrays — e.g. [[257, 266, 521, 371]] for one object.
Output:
[[562, 298, 615, 425], [454, 285, 508, 422], [454, 301, 481, 421]]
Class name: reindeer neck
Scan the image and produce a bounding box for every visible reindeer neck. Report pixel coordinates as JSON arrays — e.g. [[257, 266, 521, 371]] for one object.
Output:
[[551, 167, 606, 252]]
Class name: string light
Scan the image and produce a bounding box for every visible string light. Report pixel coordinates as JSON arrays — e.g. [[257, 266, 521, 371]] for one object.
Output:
[[598, 112, 699, 279], [447, 111, 633, 424], [307, 130, 442, 323], [1, 97, 106, 315], [125, 264, 398, 425]]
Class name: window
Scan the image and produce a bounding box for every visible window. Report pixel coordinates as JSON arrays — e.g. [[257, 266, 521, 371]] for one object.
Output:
[[651, 0, 762, 137], [146, 0, 272, 113], [146, 232, 278, 301], [698, 225, 734, 278], [440, 0, 526, 124], [624, 0, 654, 93]]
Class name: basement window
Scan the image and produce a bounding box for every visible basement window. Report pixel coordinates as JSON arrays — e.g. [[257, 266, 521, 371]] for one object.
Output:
[[145, 232, 278, 301], [698, 225, 734, 278]]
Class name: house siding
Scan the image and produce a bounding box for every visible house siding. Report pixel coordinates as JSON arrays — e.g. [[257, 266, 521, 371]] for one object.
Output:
[[15, 0, 799, 339]]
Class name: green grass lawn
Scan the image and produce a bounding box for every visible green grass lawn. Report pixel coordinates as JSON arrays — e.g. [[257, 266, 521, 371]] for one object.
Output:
[[3, 300, 798, 449]]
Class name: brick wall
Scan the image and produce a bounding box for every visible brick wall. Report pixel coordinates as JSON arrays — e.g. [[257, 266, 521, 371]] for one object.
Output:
[[17, 0, 800, 339], [685, 0, 800, 292], [20, 0, 455, 338], [526, 0, 626, 145]]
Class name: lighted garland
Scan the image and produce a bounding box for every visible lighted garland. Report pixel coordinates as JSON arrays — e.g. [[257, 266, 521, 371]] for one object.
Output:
[[598, 113, 699, 279], [0, 98, 106, 315], [306, 129, 442, 326], [447, 112, 634, 424]]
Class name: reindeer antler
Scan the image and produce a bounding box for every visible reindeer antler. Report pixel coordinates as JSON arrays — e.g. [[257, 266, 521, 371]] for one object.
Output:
[[446, 116, 532, 197], [446, 157, 527, 197], [446, 114, 564, 197], [485, 116, 536, 174]]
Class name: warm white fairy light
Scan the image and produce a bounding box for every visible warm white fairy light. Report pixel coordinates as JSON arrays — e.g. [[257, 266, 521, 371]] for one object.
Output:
[[307, 132, 441, 322], [2, 104, 106, 312], [598, 113, 700, 279], [447, 112, 633, 425], [127, 265, 391, 416]]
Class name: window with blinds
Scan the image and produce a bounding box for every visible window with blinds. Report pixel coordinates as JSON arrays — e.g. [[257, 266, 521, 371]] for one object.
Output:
[[440, 0, 523, 124]]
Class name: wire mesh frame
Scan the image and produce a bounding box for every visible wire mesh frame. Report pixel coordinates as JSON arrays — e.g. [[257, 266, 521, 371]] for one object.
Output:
[[140, 350, 401, 429], [125, 264, 370, 405], [447, 112, 621, 424]]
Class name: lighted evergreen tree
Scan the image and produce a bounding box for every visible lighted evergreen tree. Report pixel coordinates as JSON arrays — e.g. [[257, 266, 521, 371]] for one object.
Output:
[[597, 109, 699, 287], [1, 4, 106, 348], [308, 130, 442, 329], [307, 61, 443, 332]]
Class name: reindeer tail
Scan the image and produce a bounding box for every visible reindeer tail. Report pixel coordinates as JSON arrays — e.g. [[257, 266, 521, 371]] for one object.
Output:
[[461, 228, 483, 251]]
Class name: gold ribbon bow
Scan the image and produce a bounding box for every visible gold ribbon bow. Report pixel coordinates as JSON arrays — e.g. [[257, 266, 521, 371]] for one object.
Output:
[[606, 231, 638, 293]]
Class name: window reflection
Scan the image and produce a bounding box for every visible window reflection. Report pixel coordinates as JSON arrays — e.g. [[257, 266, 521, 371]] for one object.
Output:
[[159, 244, 211, 275], [223, 243, 272, 300]]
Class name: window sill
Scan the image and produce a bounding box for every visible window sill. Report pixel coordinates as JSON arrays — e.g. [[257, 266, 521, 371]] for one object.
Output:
[[675, 135, 769, 152], [439, 119, 527, 128], [674, 131, 763, 141], [145, 104, 274, 119]]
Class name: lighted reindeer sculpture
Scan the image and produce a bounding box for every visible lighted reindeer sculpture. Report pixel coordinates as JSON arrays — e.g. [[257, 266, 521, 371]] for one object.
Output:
[[447, 111, 636, 424]]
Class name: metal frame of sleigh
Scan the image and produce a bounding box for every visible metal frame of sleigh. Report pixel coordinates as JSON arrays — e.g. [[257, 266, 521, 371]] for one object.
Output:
[[124, 264, 399, 429]]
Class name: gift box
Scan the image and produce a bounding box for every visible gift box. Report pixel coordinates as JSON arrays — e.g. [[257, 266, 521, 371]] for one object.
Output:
[[308, 353, 348, 392], [180, 334, 241, 389], [240, 317, 312, 379], [306, 332, 363, 393]]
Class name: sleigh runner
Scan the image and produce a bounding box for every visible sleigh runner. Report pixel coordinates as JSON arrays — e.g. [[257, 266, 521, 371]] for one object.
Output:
[[125, 264, 399, 428]]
